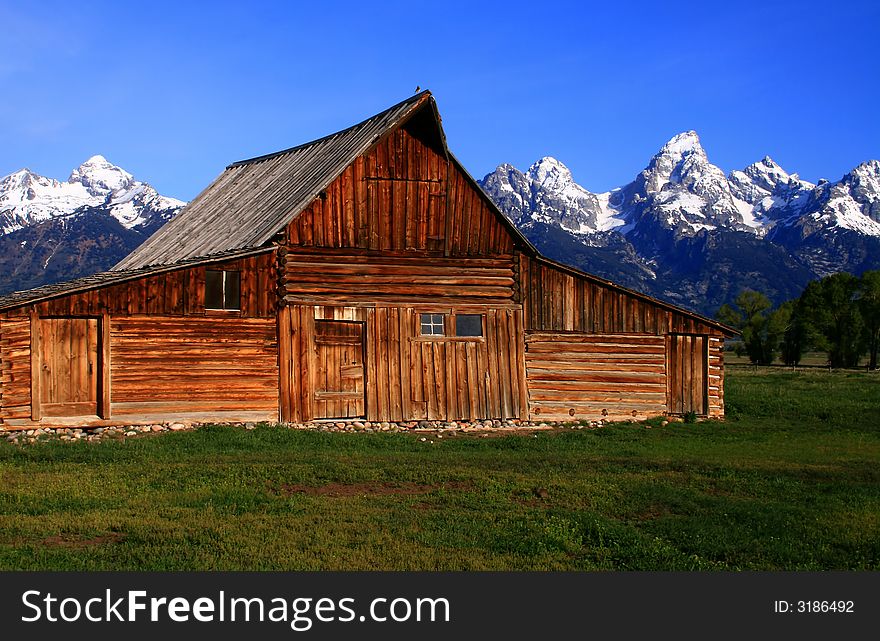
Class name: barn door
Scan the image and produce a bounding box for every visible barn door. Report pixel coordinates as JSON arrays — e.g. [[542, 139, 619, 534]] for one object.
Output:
[[313, 320, 365, 419], [39, 318, 100, 416], [666, 334, 708, 416]]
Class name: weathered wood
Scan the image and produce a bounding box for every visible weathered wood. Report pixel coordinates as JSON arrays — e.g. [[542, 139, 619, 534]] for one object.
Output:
[[29, 310, 41, 421], [100, 312, 111, 419], [526, 332, 668, 421]]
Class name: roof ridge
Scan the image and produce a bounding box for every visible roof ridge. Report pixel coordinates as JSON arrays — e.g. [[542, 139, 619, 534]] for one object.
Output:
[[227, 90, 433, 169]]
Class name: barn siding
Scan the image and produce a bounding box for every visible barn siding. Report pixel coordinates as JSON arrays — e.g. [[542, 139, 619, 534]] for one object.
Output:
[[0, 318, 31, 423], [521, 255, 723, 337], [279, 303, 525, 423], [0, 253, 279, 428], [286, 127, 514, 257], [282, 249, 516, 306], [520, 256, 726, 418], [110, 316, 278, 418], [0, 254, 276, 320], [525, 333, 668, 421]]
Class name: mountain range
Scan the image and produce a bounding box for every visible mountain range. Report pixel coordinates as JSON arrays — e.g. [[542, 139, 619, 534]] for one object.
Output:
[[479, 133, 880, 315], [0, 156, 183, 293], [1, 141, 878, 317]]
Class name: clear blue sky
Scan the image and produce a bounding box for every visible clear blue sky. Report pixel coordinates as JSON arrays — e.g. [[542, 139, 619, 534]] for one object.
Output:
[[1, 0, 877, 200]]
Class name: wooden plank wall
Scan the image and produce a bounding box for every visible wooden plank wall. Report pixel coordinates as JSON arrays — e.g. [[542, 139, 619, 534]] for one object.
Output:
[[0, 318, 31, 423], [280, 304, 525, 423], [286, 126, 515, 257], [525, 333, 667, 421], [665, 334, 708, 416], [708, 336, 724, 418], [1, 254, 276, 320], [520, 255, 722, 336], [110, 316, 278, 417], [282, 250, 516, 307]]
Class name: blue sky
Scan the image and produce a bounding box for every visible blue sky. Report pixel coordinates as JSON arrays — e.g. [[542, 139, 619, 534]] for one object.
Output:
[[1, 0, 877, 200]]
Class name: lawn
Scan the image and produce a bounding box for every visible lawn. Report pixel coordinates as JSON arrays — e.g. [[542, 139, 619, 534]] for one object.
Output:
[[0, 368, 878, 570]]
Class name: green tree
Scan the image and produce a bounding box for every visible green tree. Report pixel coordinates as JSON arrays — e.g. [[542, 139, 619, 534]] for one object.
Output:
[[798, 273, 865, 368], [858, 270, 880, 370], [717, 290, 782, 365], [778, 299, 807, 366]]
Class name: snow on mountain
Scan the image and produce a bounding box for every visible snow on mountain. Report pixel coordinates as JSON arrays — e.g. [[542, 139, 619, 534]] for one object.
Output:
[[0, 156, 184, 236], [482, 131, 880, 244], [479, 132, 880, 314], [480, 158, 625, 237]]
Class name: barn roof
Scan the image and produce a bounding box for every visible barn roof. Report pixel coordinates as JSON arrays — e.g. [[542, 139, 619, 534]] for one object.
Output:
[[114, 91, 436, 270]]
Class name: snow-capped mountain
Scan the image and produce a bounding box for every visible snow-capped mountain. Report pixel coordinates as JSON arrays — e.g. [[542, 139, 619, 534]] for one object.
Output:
[[0, 155, 183, 236], [480, 133, 880, 315], [0, 157, 184, 294]]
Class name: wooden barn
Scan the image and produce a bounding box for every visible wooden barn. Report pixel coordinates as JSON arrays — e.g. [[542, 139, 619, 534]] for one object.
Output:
[[0, 91, 735, 430]]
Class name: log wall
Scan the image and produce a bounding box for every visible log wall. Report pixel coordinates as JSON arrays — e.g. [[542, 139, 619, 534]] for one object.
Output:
[[525, 333, 668, 421], [0, 318, 31, 424], [110, 316, 278, 418], [282, 249, 517, 306], [708, 336, 724, 418]]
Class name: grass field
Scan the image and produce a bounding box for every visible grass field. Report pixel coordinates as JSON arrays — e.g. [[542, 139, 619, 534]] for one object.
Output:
[[0, 368, 878, 571]]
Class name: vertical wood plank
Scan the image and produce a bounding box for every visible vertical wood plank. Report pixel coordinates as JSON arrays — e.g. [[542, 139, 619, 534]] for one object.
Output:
[[30, 309, 41, 421], [100, 313, 111, 419]]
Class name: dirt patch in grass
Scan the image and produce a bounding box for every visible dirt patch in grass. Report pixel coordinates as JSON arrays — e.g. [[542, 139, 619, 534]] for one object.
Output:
[[275, 480, 473, 497], [39, 533, 125, 548]]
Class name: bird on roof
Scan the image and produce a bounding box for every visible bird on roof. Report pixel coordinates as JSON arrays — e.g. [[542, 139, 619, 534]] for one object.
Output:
[[414, 85, 420, 93]]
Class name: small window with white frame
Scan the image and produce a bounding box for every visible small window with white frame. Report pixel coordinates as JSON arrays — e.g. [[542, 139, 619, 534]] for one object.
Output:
[[419, 313, 445, 336]]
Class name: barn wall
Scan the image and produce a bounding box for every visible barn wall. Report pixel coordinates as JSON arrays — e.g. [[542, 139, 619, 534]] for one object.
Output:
[[279, 303, 526, 423], [0, 253, 280, 429], [520, 256, 726, 418], [282, 249, 517, 307], [0, 317, 31, 424], [110, 316, 278, 418], [286, 126, 515, 257], [1, 253, 277, 320], [525, 333, 667, 421], [521, 255, 724, 336], [708, 336, 724, 418]]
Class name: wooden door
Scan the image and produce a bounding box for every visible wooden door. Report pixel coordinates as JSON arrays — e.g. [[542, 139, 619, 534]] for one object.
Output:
[[313, 320, 365, 419], [39, 318, 100, 416], [666, 334, 708, 416]]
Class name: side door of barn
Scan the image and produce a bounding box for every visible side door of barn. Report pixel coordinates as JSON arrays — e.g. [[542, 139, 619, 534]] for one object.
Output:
[[33, 316, 106, 418], [313, 320, 365, 419], [666, 334, 708, 416]]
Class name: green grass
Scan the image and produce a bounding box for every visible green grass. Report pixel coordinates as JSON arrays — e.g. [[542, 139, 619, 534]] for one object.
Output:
[[1, 368, 878, 570]]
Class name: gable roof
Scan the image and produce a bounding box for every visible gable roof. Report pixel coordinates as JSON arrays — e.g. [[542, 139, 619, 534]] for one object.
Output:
[[114, 91, 436, 270]]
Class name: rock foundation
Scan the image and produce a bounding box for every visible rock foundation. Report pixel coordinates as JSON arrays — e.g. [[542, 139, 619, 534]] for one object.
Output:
[[1, 416, 669, 446]]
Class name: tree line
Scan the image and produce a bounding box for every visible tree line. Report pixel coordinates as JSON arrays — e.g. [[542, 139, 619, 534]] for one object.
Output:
[[717, 271, 880, 370]]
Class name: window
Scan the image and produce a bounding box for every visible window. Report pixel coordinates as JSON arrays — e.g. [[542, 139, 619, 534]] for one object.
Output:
[[420, 313, 445, 336], [419, 313, 484, 338], [455, 314, 483, 337], [205, 270, 241, 310]]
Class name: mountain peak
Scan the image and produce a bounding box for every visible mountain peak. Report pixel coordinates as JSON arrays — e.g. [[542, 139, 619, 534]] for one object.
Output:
[[68, 154, 133, 194], [526, 156, 574, 189], [659, 130, 704, 157]]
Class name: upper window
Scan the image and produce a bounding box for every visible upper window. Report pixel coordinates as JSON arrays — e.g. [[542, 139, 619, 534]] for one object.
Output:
[[455, 314, 483, 337], [205, 270, 241, 310], [420, 313, 445, 336]]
